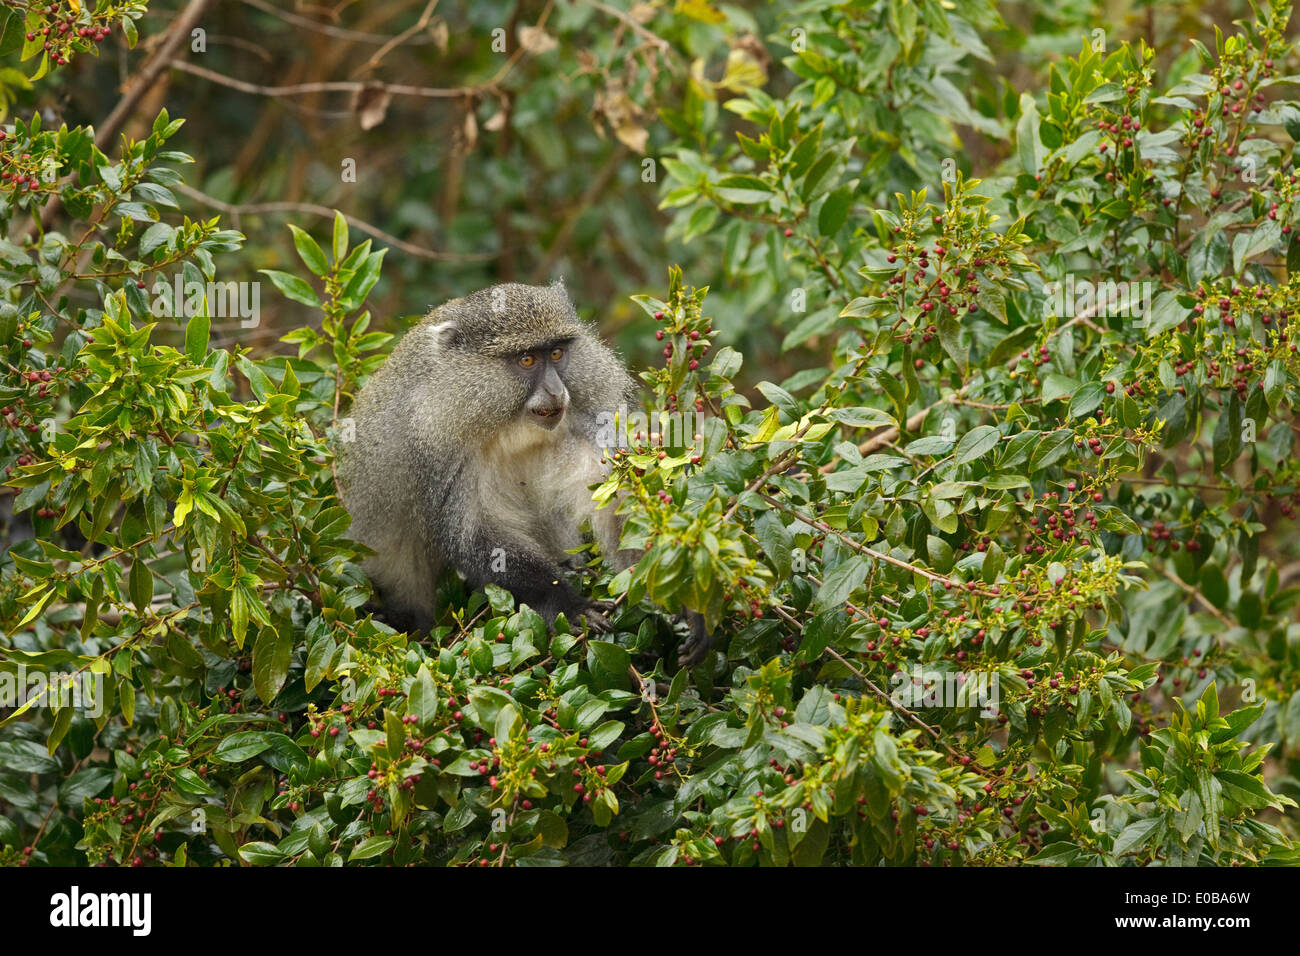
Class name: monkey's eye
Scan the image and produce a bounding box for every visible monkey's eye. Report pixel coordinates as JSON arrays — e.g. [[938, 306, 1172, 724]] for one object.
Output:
[[518, 353, 537, 369], [550, 346, 565, 361]]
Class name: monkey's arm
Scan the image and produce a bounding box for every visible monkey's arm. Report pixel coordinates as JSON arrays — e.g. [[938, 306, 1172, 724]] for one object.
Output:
[[678, 612, 715, 667], [444, 523, 599, 626], [597, 518, 714, 665]]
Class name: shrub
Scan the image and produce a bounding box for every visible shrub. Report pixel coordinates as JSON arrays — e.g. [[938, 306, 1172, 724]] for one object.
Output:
[[1, 0, 1298, 867]]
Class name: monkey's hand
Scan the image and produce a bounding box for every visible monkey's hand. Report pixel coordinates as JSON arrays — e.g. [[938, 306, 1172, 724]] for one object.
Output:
[[677, 611, 715, 667], [580, 604, 614, 634]]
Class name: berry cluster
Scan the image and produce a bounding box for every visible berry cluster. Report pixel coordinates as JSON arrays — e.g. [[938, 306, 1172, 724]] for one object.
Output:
[[22, 2, 114, 69], [884, 235, 998, 322], [0, 129, 56, 197], [80, 758, 173, 867], [1017, 488, 1102, 554]]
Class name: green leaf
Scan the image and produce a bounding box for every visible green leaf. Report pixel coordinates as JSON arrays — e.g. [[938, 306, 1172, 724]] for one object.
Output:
[[755, 511, 793, 577], [59, 768, 115, 805], [1144, 291, 1187, 338], [1029, 430, 1073, 471], [128, 557, 153, 612], [1212, 394, 1243, 471], [1029, 842, 1083, 864], [238, 842, 284, 865], [587, 641, 631, 685], [953, 425, 1000, 464], [1232, 219, 1280, 274], [288, 224, 329, 277], [1112, 816, 1162, 855], [1215, 771, 1275, 810], [349, 835, 394, 861], [1280, 691, 1300, 747], [213, 731, 274, 763], [982, 541, 1005, 584], [814, 555, 869, 611], [332, 211, 349, 263], [714, 175, 774, 204], [138, 222, 173, 258], [1069, 382, 1106, 419], [339, 249, 386, 309], [407, 665, 438, 728], [1016, 92, 1042, 175], [259, 269, 321, 308], [926, 535, 954, 572], [230, 585, 251, 650], [1199, 562, 1228, 609], [1041, 373, 1077, 403], [174, 767, 216, 796], [386, 709, 405, 759], [817, 185, 853, 237], [184, 310, 210, 364], [252, 626, 293, 704], [46, 707, 72, 755]]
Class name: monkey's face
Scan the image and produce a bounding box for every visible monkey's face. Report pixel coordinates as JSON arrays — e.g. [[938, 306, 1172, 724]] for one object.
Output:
[[514, 341, 572, 431]]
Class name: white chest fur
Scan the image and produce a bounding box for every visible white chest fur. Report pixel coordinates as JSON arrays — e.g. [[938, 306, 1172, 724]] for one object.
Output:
[[473, 417, 611, 559]]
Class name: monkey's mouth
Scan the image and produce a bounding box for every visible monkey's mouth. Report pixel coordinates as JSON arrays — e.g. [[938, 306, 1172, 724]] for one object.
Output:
[[529, 406, 566, 429]]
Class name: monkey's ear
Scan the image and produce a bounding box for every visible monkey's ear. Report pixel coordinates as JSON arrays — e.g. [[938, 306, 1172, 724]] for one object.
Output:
[[430, 319, 461, 349]]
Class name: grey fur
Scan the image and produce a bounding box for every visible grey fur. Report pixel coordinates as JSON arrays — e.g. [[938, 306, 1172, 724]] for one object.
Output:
[[338, 282, 638, 630]]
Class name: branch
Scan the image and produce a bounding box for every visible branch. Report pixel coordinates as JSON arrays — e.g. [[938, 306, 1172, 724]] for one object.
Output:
[[238, 0, 442, 46], [351, 0, 440, 78], [168, 59, 475, 100], [820, 384, 971, 473], [1160, 566, 1234, 630], [175, 184, 498, 263], [96, 0, 214, 151], [579, 0, 681, 65]]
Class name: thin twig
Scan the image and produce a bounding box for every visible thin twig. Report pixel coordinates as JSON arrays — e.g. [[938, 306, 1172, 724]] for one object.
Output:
[[820, 385, 971, 473], [175, 184, 497, 263], [352, 0, 440, 78], [238, 0, 441, 45], [580, 0, 680, 64], [168, 59, 475, 99], [1160, 566, 1234, 629]]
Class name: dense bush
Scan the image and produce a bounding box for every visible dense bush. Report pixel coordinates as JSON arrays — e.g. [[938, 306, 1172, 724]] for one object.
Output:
[[2, 0, 1300, 867]]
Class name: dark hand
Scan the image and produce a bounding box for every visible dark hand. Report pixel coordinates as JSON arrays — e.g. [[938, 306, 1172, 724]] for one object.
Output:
[[677, 611, 714, 667]]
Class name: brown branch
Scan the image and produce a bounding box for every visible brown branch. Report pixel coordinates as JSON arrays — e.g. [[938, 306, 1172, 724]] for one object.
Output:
[[758, 492, 1002, 598], [821, 385, 971, 473], [579, 0, 681, 65], [167, 59, 475, 100], [175, 184, 497, 263], [1160, 566, 1234, 630], [237, 0, 441, 45], [351, 0, 440, 78]]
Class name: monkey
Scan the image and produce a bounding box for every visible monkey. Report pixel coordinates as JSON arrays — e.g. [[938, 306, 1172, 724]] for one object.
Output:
[[337, 281, 715, 665]]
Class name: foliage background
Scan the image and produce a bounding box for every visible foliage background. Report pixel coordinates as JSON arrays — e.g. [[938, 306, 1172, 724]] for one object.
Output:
[[1, 0, 1299, 866]]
